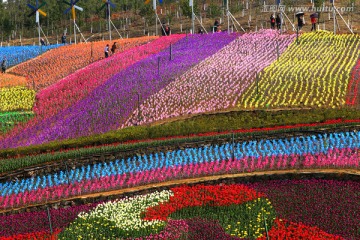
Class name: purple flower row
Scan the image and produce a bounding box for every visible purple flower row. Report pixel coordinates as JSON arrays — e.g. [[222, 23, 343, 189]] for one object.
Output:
[[0, 33, 238, 149]]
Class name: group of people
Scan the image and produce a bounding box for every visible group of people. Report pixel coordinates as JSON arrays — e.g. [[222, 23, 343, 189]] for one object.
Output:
[[104, 42, 118, 58], [270, 13, 318, 31]]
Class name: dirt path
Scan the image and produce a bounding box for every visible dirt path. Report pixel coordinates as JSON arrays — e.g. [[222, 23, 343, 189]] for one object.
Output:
[[1, 168, 358, 214]]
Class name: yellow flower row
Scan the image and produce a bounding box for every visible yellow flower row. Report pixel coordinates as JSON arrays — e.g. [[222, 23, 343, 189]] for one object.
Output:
[[238, 31, 360, 109], [0, 87, 35, 111]]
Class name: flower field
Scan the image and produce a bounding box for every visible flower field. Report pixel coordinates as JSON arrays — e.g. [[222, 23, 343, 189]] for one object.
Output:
[[33, 35, 183, 119], [1, 181, 354, 239], [0, 44, 60, 68], [346, 59, 360, 106], [0, 33, 238, 149], [0, 112, 33, 134], [0, 30, 359, 240], [124, 30, 296, 126], [238, 31, 360, 109], [0, 74, 27, 88], [0, 87, 35, 112], [9, 37, 158, 90], [0, 130, 358, 209], [249, 179, 360, 239]]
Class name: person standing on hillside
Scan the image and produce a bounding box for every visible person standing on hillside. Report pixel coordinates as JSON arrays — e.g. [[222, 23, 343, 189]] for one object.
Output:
[[111, 42, 117, 55], [1, 58, 6, 73], [61, 33, 66, 44], [213, 19, 220, 32], [165, 25, 171, 36], [297, 15, 304, 31], [311, 15, 317, 31], [104, 44, 109, 58], [276, 14, 281, 30], [270, 14, 275, 29]]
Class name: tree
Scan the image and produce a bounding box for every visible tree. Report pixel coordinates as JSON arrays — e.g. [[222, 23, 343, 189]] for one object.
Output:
[[2, 17, 13, 39]]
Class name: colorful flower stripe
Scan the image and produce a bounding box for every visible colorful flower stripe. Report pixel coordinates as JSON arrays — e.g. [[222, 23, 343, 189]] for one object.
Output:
[[346, 58, 360, 105], [0, 130, 358, 197], [0, 203, 98, 236], [10, 37, 158, 90], [0, 74, 27, 88], [249, 179, 360, 239], [60, 185, 275, 239], [0, 229, 61, 240], [0, 87, 35, 112], [0, 45, 60, 67], [0, 146, 358, 209], [0, 33, 238, 149], [124, 30, 296, 126], [59, 190, 173, 239], [143, 184, 264, 221], [33, 36, 167, 119], [258, 218, 344, 240], [0, 35, 183, 148], [239, 31, 360, 109]]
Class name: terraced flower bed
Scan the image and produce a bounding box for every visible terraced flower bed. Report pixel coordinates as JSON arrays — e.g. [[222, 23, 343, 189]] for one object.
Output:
[[0, 44, 60, 67], [9, 37, 158, 90], [33, 35, 183, 120], [0, 129, 358, 210], [0, 74, 27, 88], [0, 112, 34, 134], [124, 30, 295, 126], [0, 33, 238, 149], [239, 31, 360, 109], [1, 178, 357, 239], [0, 30, 359, 240], [0, 87, 35, 112]]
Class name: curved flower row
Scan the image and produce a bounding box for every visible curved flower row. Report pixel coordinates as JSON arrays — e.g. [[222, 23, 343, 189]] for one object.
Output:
[[238, 31, 360, 109], [0, 44, 60, 67], [60, 190, 173, 239], [0, 33, 238, 149], [0, 87, 35, 112], [0, 130, 357, 195], [10, 37, 158, 90], [0, 130, 358, 209], [124, 30, 295, 126], [1, 180, 355, 239], [59, 184, 276, 239]]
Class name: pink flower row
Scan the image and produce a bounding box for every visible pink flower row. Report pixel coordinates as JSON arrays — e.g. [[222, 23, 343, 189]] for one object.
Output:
[[124, 30, 296, 127], [1, 35, 185, 143], [0, 147, 357, 210]]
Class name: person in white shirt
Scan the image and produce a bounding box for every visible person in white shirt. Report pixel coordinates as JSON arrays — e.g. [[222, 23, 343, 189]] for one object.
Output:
[[104, 44, 109, 58]]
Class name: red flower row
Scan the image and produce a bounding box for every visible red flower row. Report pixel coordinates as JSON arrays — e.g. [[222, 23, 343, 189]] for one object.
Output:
[[346, 59, 360, 105], [143, 184, 264, 221], [259, 218, 344, 239], [0, 229, 61, 240]]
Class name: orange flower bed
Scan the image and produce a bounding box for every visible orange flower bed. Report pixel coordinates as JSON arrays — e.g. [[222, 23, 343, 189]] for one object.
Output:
[[0, 74, 27, 88], [9, 36, 158, 90]]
